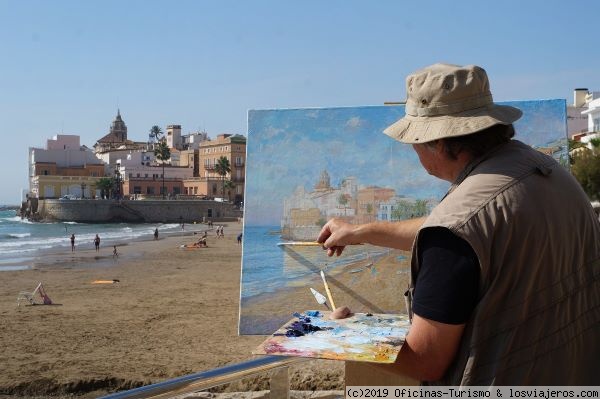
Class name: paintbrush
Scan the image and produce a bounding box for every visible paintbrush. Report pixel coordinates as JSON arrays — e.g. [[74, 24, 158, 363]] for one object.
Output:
[[277, 241, 322, 247], [310, 287, 330, 310], [320, 270, 336, 310]]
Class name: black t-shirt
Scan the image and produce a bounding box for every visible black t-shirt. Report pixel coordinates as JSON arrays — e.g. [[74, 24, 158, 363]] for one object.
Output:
[[412, 227, 480, 325]]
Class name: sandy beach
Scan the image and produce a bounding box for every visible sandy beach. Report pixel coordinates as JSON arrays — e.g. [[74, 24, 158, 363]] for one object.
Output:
[[0, 221, 344, 398]]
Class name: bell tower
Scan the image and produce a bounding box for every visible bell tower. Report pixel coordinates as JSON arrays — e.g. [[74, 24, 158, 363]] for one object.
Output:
[[110, 109, 128, 141]]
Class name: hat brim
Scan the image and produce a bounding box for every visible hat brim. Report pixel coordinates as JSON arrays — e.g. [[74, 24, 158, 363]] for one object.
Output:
[[383, 104, 523, 144]]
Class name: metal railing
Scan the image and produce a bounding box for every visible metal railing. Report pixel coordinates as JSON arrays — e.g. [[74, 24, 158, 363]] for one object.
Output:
[[100, 356, 309, 399]]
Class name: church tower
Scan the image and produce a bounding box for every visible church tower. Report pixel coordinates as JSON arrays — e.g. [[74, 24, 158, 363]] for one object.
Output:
[[314, 170, 331, 190], [109, 109, 128, 142]]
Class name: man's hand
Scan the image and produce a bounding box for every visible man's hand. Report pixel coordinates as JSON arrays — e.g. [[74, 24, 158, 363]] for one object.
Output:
[[317, 219, 362, 257]]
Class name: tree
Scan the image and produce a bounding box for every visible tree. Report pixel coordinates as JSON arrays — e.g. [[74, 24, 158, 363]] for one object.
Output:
[[572, 150, 600, 200], [214, 156, 231, 199], [223, 180, 235, 201], [337, 193, 349, 216], [149, 125, 163, 144], [95, 177, 114, 199], [154, 140, 171, 199]]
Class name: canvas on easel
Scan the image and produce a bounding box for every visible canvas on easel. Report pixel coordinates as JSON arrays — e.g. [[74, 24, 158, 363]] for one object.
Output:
[[240, 101, 568, 335]]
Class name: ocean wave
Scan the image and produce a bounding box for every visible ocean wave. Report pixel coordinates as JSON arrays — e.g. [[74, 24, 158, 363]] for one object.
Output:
[[0, 247, 46, 255], [63, 221, 78, 225], [8, 233, 31, 238], [3, 216, 34, 224]]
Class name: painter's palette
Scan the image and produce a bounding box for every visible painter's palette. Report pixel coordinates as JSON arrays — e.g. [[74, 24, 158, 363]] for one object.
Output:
[[253, 311, 410, 363]]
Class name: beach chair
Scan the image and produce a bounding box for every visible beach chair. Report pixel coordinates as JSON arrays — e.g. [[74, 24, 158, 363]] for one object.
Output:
[[17, 282, 53, 306]]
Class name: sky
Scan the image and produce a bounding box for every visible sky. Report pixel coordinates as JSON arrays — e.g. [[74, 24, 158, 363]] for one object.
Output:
[[1, 0, 599, 205]]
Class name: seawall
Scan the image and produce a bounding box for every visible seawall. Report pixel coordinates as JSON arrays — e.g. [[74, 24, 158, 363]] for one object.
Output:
[[35, 199, 240, 223]]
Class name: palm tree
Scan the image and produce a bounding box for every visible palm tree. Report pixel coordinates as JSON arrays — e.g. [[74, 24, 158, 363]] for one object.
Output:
[[214, 156, 231, 199], [154, 140, 171, 199], [149, 125, 163, 144], [95, 177, 114, 199], [337, 193, 349, 216], [223, 180, 235, 202]]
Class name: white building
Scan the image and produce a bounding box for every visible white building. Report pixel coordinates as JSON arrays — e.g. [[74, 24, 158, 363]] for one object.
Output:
[[582, 97, 600, 133], [166, 125, 183, 150], [29, 135, 104, 179], [182, 131, 209, 150], [568, 89, 590, 137], [28, 135, 106, 198]]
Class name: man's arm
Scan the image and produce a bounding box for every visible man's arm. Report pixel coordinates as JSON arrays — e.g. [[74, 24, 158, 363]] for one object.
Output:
[[317, 217, 426, 256], [375, 314, 465, 381]]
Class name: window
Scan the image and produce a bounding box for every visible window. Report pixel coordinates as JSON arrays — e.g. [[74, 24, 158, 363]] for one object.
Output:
[[173, 187, 181, 194], [136, 173, 140, 178], [144, 174, 148, 178], [594, 117, 600, 132], [133, 186, 142, 194], [147, 186, 155, 195]]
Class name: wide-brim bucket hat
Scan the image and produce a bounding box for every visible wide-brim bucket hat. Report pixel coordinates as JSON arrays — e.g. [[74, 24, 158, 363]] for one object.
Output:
[[383, 63, 522, 144]]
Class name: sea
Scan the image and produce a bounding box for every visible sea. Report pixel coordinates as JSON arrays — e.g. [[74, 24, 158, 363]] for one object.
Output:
[[241, 225, 388, 299], [0, 208, 181, 271]]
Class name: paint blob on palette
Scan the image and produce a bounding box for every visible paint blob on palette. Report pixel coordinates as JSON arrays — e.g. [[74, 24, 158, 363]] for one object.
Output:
[[253, 310, 411, 363]]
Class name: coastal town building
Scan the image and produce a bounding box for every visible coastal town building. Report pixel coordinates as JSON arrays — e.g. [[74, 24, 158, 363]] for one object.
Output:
[[185, 133, 246, 204], [166, 125, 183, 150], [568, 89, 600, 152], [116, 151, 193, 197], [29, 135, 105, 199], [182, 131, 209, 150], [356, 186, 395, 224]]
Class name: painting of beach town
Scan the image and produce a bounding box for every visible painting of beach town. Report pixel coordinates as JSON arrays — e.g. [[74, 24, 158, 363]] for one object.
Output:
[[240, 100, 567, 335]]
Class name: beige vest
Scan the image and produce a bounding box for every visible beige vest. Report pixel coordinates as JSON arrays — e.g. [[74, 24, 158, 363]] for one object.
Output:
[[411, 140, 600, 385]]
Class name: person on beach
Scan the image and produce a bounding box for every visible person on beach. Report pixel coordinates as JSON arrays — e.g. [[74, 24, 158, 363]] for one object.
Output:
[[154, 228, 159, 240], [94, 234, 100, 252], [237, 233, 242, 245], [112, 245, 118, 258], [70, 233, 75, 252], [317, 63, 600, 385]]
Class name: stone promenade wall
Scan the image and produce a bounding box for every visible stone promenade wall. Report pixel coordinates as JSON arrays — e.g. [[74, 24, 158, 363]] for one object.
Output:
[[37, 199, 240, 223]]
